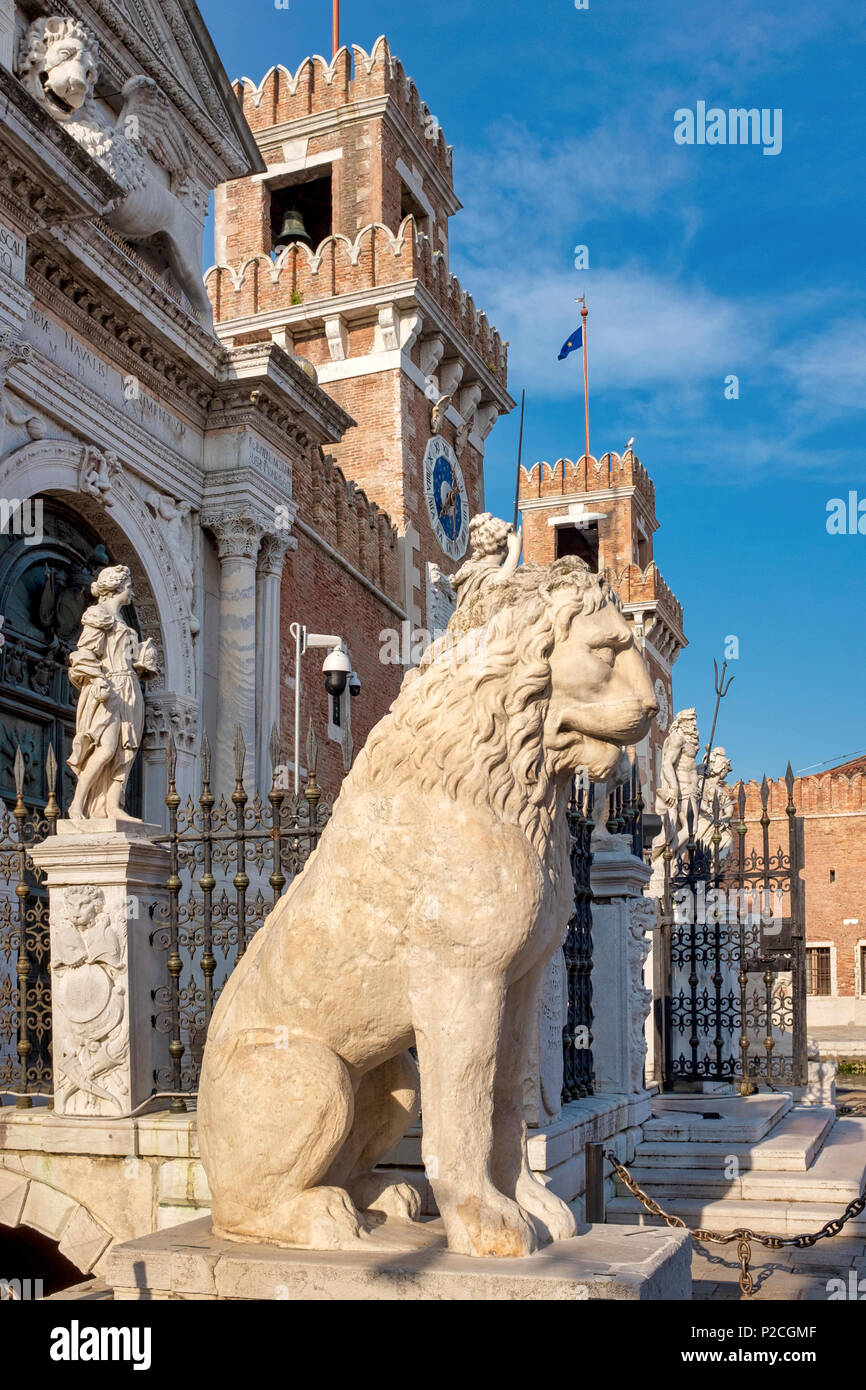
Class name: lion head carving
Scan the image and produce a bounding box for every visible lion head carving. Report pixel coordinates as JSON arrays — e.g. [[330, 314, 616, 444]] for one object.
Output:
[[360, 556, 657, 854], [17, 17, 99, 121]]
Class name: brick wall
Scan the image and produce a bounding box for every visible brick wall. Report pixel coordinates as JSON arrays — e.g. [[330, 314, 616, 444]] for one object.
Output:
[[280, 530, 403, 793], [736, 762, 866, 1000]]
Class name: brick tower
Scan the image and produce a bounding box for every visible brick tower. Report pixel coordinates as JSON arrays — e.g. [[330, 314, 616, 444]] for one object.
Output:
[[518, 449, 686, 801], [207, 37, 515, 636]]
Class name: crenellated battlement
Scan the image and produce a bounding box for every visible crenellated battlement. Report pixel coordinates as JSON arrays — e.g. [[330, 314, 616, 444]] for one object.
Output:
[[604, 562, 684, 630], [519, 449, 656, 507], [233, 37, 453, 177], [737, 764, 866, 818], [302, 443, 402, 602], [205, 216, 508, 381]]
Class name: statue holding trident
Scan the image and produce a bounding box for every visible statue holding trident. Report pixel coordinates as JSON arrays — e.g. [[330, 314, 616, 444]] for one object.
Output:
[[67, 565, 158, 820]]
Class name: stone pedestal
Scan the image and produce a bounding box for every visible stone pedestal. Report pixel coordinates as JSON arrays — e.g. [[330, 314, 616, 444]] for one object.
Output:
[[30, 822, 171, 1117], [105, 1214, 691, 1301], [590, 841, 655, 1097]]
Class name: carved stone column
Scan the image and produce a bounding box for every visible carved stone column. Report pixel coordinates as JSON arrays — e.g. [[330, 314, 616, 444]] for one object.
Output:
[[142, 693, 199, 823], [205, 513, 264, 794], [589, 844, 654, 1097], [30, 823, 170, 1117], [255, 533, 295, 790]]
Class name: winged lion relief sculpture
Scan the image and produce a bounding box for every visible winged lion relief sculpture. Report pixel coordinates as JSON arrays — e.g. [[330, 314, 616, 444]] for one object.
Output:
[[16, 16, 212, 321]]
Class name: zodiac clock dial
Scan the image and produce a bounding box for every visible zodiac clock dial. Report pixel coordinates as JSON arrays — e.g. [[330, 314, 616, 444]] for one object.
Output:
[[423, 436, 469, 561]]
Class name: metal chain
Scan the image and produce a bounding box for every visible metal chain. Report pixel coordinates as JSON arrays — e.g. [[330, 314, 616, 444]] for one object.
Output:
[[605, 1149, 866, 1296]]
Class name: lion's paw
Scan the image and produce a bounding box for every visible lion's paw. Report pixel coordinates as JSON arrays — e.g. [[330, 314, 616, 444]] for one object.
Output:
[[350, 1173, 423, 1222], [278, 1185, 369, 1250], [514, 1173, 578, 1243], [448, 1193, 539, 1258]]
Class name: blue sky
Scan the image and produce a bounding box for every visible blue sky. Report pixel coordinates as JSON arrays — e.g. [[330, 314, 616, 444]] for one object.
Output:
[[199, 0, 866, 783]]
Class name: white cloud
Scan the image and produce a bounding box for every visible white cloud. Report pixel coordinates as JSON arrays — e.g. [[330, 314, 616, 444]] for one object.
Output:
[[774, 319, 866, 413], [454, 114, 692, 262], [463, 263, 762, 400]]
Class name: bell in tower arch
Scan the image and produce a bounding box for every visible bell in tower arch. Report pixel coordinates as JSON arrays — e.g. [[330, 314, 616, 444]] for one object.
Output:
[[273, 207, 312, 253]]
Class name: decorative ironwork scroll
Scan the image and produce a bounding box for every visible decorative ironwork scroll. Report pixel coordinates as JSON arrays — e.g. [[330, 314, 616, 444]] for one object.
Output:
[[152, 724, 332, 1104], [563, 781, 595, 1102], [0, 746, 58, 1103], [660, 763, 807, 1090]]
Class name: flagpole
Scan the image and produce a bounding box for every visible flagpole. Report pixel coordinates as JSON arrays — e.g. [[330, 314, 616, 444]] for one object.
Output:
[[577, 296, 590, 460], [333, 0, 340, 57], [513, 388, 526, 529]]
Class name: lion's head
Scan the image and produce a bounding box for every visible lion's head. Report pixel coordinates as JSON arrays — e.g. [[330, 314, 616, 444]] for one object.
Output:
[[65, 883, 105, 932], [361, 556, 657, 854], [17, 17, 99, 121]]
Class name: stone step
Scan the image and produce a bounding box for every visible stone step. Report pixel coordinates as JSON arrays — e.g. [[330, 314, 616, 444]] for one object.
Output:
[[613, 1116, 866, 1207], [641, 1093, 791, 1144], [608, 1194, 866, 1238], [634, 1106, 835, 1172]]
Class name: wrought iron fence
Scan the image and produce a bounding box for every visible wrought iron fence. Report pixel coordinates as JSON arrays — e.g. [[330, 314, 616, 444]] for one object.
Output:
[[563, 781, 594, 1101], [152, 750, 643, 1111], [0, 747, 58, 1105], [562, 764, 644, 1103], [0, 726, 646, 1114], [659, 765, 806, 1090], [152, 723, 332, 1108]]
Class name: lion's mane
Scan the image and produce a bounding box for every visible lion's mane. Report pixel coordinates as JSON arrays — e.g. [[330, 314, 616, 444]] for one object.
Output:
[[353, 558, 617, 857], [16, 18, 144, 191], [16, 17, 99, 84]]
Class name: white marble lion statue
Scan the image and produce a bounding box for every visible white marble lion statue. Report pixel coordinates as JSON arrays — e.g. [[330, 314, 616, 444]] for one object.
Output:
[[16, 17, 211, 320], [199, 554, 658, 1257]]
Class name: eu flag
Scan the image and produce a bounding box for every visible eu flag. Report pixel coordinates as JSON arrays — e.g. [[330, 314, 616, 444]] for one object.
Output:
[[558, 326, 583, 361]]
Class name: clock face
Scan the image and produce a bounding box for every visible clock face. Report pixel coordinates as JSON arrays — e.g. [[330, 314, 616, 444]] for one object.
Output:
[[654, 679, 670, 732], [424, 436, 469, 561]]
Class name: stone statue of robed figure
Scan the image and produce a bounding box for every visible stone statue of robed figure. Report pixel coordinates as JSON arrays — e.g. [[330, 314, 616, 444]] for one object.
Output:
[[67, 565, 158, 820]]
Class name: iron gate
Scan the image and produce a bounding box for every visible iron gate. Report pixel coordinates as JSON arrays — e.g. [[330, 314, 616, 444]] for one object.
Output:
[[658, 767, 807, 1090]]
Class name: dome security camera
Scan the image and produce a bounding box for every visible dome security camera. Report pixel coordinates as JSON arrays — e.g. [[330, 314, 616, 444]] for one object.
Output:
[[349, 671, 361, 698], [322, 646, 351, 697]]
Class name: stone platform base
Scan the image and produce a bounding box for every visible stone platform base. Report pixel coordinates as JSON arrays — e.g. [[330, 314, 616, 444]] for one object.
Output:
[[105, 1215, 691, 1301]]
